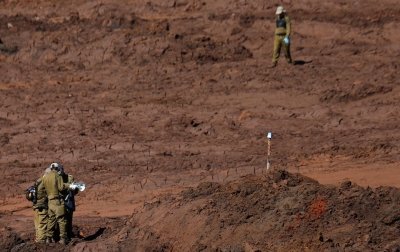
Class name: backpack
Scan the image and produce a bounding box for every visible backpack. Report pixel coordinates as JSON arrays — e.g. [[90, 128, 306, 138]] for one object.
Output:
[[64, 190, 75, 212]]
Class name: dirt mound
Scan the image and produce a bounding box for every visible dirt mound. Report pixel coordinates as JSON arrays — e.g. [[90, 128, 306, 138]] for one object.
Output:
[[0, 226, 24, 251], [7, 171, 400, 251], [80, 170, 399, 251]]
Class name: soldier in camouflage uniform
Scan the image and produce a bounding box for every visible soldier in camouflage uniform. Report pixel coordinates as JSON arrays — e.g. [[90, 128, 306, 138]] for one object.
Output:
[[58, 166, 78, 241], [271, 6, 293, 67], [42, 163, 71, 245], [32, 169, 50, 243]]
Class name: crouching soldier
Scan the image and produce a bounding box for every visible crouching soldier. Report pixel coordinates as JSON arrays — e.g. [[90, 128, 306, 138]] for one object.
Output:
[[42, 163, 71, 245]]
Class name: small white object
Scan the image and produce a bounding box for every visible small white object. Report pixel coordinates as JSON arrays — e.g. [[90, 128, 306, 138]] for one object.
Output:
[[7, 23, 13, 29], [283, 36, 290, 45], [70, 182, 86, 192], [50, 162, 60, 169], [275, 6, 285, 15], [77, 183, 86, 192], [267, 132, 272, 139], [69, 184, 77, 190]]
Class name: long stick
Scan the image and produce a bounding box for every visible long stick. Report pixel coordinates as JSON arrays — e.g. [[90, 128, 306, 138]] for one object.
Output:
[[267, 132, 272, 170], [267, 139, 270, 170]]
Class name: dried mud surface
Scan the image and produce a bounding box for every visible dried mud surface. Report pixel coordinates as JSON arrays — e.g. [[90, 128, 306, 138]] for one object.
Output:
[[0, 0, 400, 251]]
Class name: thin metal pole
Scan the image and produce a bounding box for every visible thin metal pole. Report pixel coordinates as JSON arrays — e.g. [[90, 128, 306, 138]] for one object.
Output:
[[267, 132, 272, 170]]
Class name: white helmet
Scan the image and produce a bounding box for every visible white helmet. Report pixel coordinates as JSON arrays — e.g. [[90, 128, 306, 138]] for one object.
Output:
[[276, 6, 285, 15], [49, 162, 62, 171]]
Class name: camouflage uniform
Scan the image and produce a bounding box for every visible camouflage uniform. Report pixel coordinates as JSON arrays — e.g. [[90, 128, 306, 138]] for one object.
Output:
[[272, 9, 293, 66], [33, 177, 48, 243], [61, 173, 76, 240], [42, 170, 70, 242]]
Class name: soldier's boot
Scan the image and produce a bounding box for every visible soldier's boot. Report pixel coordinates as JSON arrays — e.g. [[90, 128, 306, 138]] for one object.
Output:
[[59, 238, 68, 245], [46, 238, 55, 244]]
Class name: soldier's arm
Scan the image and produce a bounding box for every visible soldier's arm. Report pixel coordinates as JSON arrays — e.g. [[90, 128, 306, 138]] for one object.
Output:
[[286, 16, 291, 37], [68, 175, 79, 195], [57, 174, 70, 192]]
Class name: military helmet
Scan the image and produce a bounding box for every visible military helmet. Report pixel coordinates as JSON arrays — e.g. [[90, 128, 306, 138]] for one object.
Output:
[[50, 162, 62, 171], [276, 6, 285, 15]]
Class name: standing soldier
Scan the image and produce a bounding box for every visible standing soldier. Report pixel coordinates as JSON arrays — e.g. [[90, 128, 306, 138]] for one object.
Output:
[[271, 6, 293, 67], [26, 168, 50, 243], [59, 166, 78, 241], [42, 163, 71, 245]]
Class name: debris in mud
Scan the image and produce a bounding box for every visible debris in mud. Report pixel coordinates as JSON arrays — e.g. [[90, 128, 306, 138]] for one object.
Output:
[[320, 83, 393, 103], [239, 14, 256, 28], [183, 36, 253, 64], [0, 133, 10, 147], [0, 227, 24, 251]]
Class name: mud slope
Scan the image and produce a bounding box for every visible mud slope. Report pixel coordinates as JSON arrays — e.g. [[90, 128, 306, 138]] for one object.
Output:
[[5, 171, 400, 251], [112, 171, 400, 251]]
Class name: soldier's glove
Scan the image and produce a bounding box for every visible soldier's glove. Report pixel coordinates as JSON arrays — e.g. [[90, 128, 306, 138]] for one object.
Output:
[[69, 184, 78, 190], [69, 182, 86, 192], [283, 36, 290, 45]]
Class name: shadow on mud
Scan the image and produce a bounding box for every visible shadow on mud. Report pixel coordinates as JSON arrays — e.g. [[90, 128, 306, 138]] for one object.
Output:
[[83, 227, 106, 241], [294, 59, 312, 65]]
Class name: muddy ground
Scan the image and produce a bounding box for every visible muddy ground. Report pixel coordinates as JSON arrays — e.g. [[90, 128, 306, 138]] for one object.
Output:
[[0, 0, 399, 251]]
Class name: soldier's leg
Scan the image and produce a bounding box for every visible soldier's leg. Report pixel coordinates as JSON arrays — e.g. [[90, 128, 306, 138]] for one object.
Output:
[[272, 35, 283, 65], [53, 200, 67, 241], [36, 208, 48, 242], [34, 209, 39, 242], [283, 42, 293, 64], [66, 211, 73, 239], [54, 222, 60, 241], [47, 201, 57, 240]]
